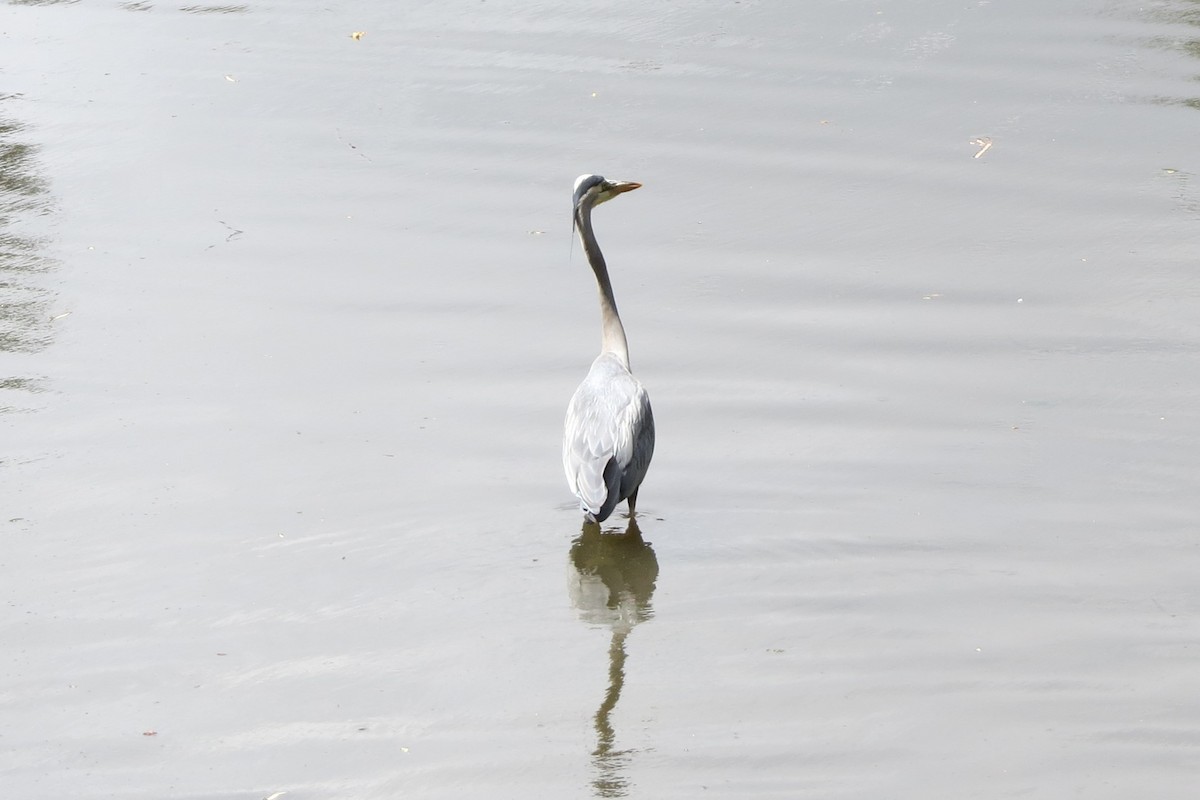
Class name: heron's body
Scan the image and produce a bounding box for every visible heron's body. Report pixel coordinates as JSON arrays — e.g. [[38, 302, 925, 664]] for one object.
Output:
[[563, 174, 655, 523]]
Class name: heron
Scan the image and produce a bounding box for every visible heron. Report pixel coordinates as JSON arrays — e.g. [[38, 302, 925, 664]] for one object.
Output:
[[563, 174, 655, 524]]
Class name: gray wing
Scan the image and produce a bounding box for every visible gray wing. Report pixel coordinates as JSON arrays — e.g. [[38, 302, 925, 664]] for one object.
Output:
[[617, 389, 654, 505], [563, 355, 655, 521]]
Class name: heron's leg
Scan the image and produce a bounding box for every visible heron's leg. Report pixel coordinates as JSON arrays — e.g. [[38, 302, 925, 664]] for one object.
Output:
[[627, 487, 639, 517]]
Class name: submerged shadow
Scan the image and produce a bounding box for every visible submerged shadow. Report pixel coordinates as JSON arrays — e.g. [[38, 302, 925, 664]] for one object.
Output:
[[0, 105, 56, 414], [567, 518, 658, 798]]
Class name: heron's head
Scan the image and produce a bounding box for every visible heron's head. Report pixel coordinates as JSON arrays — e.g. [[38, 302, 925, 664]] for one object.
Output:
[[573, 174, 642, 216]]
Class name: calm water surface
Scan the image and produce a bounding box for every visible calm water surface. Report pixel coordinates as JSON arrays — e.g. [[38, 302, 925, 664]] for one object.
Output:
[[2, 1, 1199, 798]]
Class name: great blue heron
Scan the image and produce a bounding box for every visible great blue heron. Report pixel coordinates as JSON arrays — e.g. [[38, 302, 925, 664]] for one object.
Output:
[[563, 174, 655, 524]]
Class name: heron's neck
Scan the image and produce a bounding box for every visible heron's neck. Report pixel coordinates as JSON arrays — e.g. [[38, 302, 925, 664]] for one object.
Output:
[[576, 205, 631, 369]]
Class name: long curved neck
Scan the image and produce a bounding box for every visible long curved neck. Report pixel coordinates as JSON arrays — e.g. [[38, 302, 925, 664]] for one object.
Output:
[[576, 204, 630, 368]]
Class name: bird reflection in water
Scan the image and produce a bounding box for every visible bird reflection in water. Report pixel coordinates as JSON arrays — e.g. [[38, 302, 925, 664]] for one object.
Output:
[[568, 517, 658, 798]]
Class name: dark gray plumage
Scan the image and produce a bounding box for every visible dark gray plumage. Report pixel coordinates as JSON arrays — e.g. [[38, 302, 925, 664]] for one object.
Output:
[[563, 174, 655, 523]]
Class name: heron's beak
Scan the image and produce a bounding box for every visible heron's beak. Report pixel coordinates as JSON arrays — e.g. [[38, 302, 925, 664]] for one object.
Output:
[[607, 180, 642, 195]]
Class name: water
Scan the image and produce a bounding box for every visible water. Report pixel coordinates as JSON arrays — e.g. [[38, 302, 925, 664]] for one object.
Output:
[[3, 1, 1199, 797]]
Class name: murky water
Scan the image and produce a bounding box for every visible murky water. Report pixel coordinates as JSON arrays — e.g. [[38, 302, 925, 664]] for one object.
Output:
[[3, 1, 1199, 797]]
